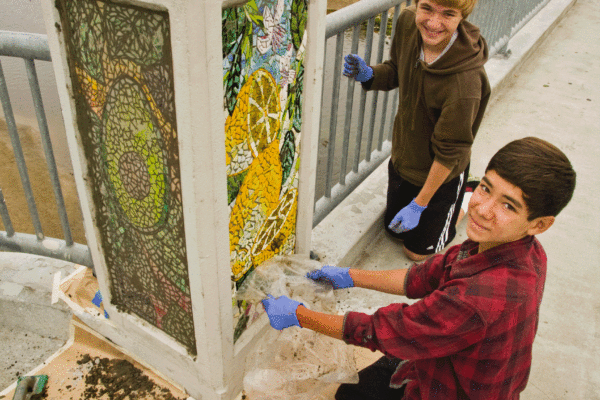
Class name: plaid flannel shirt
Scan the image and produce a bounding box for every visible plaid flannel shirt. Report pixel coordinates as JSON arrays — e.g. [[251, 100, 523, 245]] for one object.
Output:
[[343, 236, 547, 399]]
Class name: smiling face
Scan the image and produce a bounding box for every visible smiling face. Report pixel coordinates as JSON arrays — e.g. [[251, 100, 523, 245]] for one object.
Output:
[[466, 170, 555, 253], [415, 0, 463, 54]]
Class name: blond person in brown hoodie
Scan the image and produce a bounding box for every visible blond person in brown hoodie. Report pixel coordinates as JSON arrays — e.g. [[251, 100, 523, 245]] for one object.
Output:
[[344, 0, 490, 262]]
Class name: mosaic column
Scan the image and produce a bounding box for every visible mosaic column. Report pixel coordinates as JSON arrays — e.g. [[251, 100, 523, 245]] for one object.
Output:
[[41, 0, 326, 399]]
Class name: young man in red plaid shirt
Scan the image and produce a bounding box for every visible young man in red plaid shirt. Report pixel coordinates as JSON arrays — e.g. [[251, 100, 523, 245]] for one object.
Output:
[[263, 137, 576, 399]]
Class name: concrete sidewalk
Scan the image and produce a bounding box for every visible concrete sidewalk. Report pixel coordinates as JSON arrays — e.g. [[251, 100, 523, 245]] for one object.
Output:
[[341, 0, 600, 398], [1, 0, 598, 397]]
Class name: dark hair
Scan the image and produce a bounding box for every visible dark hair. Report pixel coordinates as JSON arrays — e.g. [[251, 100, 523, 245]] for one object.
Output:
[[486, 137, 576, 220]]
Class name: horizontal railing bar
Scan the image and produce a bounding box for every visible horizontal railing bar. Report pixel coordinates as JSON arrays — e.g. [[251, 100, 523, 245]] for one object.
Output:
[[0, 31, 51, 61], [326, 0, 403, 39], [0, 231, 93, 267]]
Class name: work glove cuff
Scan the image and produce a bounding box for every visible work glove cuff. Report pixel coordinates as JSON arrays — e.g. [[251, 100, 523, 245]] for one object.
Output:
[[408, 198, 427, 212], [356, 66, 373, 82], [333, 266, 354, 289]]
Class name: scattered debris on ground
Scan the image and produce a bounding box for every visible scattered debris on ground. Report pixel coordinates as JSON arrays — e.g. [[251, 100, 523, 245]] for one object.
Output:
[[42, 354, 186, 400]]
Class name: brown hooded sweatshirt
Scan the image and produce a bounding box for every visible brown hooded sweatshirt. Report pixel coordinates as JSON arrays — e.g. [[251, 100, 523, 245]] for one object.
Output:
[[364, 5, 491, 186]]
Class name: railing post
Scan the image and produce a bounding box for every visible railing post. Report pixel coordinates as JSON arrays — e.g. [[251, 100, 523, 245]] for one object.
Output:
[[0, 60, 44, 241], [0, 188, 15, 237], [325, 32, 345, 198], [339, 24, 361, 186], [24, 58, 74, 246]]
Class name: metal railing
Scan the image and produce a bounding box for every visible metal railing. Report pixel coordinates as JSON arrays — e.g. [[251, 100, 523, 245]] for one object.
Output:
[[314, 0, 404, 227], [470, 0, 552, 55], [0, 0, 555, 262], [313, 0, 552, 227], [0, 31, 93, 267]]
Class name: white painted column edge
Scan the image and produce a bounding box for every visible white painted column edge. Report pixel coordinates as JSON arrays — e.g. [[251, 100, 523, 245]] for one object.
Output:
[[174, 0, 236, 397], [38, 0, 117, 322], [295, 0, 327, 256]]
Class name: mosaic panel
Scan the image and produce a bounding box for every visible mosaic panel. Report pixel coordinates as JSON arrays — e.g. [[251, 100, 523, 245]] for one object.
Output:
[[56, 0, 196, 355], [222, 0, 307, 341]]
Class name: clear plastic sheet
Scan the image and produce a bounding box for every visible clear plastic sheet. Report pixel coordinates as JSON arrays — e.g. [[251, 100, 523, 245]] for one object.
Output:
[[236, 255, 359, 399]]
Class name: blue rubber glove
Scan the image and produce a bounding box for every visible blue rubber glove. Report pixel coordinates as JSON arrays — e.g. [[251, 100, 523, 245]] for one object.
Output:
[[261, 294, 304, 330], [306, 265, 354, 289], [343, 54, 373, 82], [388, 198, 427, 234]]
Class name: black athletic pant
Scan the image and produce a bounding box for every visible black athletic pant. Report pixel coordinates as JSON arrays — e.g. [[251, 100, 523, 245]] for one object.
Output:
[[335, 356, 405, 400], [384, 161, 468, 255]]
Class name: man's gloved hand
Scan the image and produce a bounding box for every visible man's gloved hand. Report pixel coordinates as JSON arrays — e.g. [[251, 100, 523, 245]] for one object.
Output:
[[306, 265, 354, 289], [388, 198, 427, 234], [343, 54, 373, 82], [261, 295, 304, 330]]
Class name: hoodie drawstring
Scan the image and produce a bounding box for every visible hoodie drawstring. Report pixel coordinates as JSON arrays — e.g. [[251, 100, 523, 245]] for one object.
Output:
[[411, 58, 422, 131]]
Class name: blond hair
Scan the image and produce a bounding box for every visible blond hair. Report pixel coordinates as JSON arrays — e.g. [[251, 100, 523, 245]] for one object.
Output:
[[415, 0, 479, 18]]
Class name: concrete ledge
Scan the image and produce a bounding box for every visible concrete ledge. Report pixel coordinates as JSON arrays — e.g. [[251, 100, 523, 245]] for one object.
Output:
[[312, 157, 388, 266], [311, 0, 577, 266]]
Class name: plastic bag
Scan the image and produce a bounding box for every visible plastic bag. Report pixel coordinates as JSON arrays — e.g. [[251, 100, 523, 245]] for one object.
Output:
[[236, 255, 359, 399]]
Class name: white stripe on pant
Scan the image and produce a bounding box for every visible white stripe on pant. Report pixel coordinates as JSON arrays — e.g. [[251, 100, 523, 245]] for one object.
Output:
[[435, 170, 465, 253]]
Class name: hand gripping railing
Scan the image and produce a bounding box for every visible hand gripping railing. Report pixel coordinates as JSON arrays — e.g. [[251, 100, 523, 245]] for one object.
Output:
[[313, 0, 405, 227]]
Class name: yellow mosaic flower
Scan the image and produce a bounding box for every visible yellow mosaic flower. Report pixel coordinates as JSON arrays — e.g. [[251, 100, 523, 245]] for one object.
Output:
[[230, 139, 282, 281], [247, 69, 281, 156], [251, 187, 298, 266], [225, 68, 281, 176], [225, 84, 252, 176]]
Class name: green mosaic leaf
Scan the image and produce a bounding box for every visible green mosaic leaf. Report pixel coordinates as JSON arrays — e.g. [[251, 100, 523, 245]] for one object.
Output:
[[222, 8, 245, 58], [290, 0, 307, 51], [233, 311, 250, 343], [243, 0, 264, 31], [280, 130, 295, 193], [66, 0, 104, 81], [224, 48, 243, 115], [242, 23, 254, 62], [286, 63, 304, 130], [227, 170, 249, 205]]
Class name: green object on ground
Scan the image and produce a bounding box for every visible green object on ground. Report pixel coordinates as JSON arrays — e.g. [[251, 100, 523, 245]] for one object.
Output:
[[12, 375, 48, 400]]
